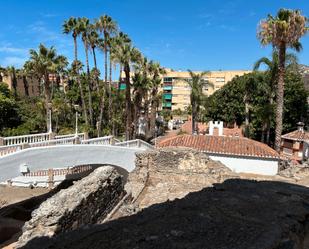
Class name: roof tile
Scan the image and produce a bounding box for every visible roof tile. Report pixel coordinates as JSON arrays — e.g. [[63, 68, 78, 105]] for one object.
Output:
[[158, 135, 279, 159]]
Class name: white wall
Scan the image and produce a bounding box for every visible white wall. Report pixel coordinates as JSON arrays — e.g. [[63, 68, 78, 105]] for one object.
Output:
[[209, 155, 278, 176]]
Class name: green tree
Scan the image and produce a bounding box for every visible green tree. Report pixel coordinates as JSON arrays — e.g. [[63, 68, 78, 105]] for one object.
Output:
[[27, 44, 67, 131], [253, 50, 298, 144], [187, 70, 212, 134], [63, 17, 89, 126], [258, 8, 308, 151]]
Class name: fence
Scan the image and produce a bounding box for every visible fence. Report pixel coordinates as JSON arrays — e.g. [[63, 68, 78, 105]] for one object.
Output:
[[3, 133, 50, 146]]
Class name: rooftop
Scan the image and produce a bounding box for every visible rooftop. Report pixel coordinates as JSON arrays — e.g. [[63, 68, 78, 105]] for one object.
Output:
[[158, 135, 279, 159], [281, 130, 309, 142]]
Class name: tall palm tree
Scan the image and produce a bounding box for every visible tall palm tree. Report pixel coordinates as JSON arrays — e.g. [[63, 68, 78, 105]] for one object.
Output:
[[113, 42, 141, 140], [78, 17, 94, 127], [95, 15, 118, 125], [28, 44, 66, 131], [63, 17, 89, 126], [18, 67, 29, 97], [110, 32, 131, 135], [87, 25, 100, 91], [187, 70, 212, 135], [258, 8, 308, 151], [147, 61, 165, 139], [253, 51, 298, 144]]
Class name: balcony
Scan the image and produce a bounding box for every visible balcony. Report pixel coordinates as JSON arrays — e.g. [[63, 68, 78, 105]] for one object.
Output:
[[163, 93, 172, 100], [163, 102, 172, 108], [163, 85, 173, 91]]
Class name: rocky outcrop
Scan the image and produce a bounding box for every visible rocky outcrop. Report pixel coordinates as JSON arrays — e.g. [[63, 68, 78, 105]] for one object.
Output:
[[16, 166, 124, 248], [126, 148, 238, 208]]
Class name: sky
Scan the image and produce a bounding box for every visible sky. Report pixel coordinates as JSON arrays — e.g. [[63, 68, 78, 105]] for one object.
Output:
[[0, 0, 309, 74]]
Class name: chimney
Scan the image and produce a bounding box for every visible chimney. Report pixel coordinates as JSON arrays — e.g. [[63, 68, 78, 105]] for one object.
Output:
[[297, 122, 305, 132], [208, 121, 224, 136]]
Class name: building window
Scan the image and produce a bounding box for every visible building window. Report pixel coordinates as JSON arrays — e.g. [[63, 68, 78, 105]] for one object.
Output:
[[164, 77, 173, 83], [215, 77, 225, 82]]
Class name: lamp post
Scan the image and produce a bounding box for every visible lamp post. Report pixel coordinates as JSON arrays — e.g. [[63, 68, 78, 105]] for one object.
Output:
[[74, 105, 79, 137], [47, 102, 52, 134]]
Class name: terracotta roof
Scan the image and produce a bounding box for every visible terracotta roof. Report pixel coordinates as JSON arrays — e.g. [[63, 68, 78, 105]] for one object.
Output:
[[281, 130, 309, 141], [158, 135, 279, 159]]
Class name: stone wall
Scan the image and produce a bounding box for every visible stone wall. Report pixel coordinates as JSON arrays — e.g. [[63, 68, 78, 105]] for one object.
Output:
[[16, 166, 124, 248], [126, 148, 238, 208]]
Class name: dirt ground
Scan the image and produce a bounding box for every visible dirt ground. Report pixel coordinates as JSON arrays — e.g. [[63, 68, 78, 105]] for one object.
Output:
[[0, 185, 49, 208], [0, 185, 50, 249]]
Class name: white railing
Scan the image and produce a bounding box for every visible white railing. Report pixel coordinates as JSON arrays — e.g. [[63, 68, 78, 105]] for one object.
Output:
[[55, 133, 85, 141], [81, 136, 113, 145], [4, 133, 50, 146], [0, 144, 22, 157], [29, 137, 76, 148], [115, 139, 154, 150]]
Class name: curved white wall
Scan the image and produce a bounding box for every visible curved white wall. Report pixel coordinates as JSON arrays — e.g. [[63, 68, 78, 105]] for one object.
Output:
[[0, 144, 145, 182]]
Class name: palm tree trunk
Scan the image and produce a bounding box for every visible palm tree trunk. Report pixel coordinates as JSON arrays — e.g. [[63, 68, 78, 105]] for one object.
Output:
[[266, 97, 273, 145], [149, 88, 158, 139], [124, 63, 132, 140], [109, 51, 113, 131], [84, 43, 94, 127], [92, 46, 100, 92], [73, 35, 88, 126], [23, 76, 29, 96], [44, 73, 51, 132], [192, 103, 196, 135], [77, 74, 89, 126], [97, 91, 105, 137], [274, 44, 286, 152], [73, 35, 78, 62]]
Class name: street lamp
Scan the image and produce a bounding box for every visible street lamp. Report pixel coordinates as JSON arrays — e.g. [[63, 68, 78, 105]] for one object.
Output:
[[74, 105, 79, 137], [47, 102, 52, 134]]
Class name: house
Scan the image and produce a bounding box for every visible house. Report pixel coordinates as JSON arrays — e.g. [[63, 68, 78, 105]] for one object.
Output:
[[158, 121, 279, 176], [281, 122, 309, 162]]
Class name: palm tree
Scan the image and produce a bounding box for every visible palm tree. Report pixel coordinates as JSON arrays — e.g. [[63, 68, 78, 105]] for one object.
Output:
[[187, 70, 212, 135], [147, 61, 165, 139], [18, 68, 29, 97], [63, 17, 89, 126], [87, 25, 100, 91], [258, 9, 308, 151], [253, 51, 298, 144], [110, 32, 131, 136], [28, 44, 67, 131], [113, 42, 141, 140], [95, 15, 118, 124], [78, 17, 94, 127], [132, 57, 150, 138]]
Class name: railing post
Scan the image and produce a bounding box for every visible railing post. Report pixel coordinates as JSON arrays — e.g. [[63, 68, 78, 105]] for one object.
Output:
[[0, 137, 4, 146], [49, 132, 55, 140], [48, 169, 54, 189], [84, 132, 89, 141], [74, 136, 81, 144], [137, 139, 141, 147], [110, 137, 115, 145]]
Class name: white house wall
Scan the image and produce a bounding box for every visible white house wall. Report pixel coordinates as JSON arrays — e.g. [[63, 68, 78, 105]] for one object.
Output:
[[209, 155, 278, 176]]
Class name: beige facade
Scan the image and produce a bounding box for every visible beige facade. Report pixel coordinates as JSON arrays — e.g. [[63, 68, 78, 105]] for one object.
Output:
[[161, 69, 251, 111], [1, 75, 40, 97], [1, 74, 68, 97]]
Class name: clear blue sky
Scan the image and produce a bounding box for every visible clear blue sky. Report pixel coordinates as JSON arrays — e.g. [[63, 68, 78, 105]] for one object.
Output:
[[1, 0, 309, 73]]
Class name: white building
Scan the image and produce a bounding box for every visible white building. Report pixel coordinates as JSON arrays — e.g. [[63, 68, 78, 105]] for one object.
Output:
[[159, 121, 279, 176]]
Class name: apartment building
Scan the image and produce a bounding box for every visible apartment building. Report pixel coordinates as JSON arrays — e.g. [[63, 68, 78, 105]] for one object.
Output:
[[162, 69, 251, 111], [0, 74, 68, 97]]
